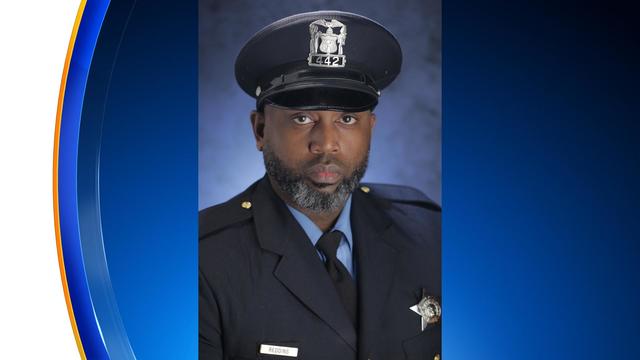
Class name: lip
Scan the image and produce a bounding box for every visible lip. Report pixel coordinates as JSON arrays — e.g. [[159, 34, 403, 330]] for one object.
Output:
[[305, 164, 342, 185]]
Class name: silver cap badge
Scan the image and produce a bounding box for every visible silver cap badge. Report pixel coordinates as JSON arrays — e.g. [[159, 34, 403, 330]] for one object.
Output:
[[409, 294, 441, 331], [307, 19, 347, 68]]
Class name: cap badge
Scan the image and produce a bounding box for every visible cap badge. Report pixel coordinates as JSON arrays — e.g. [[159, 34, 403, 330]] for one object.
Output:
[[307, 19, 347, 68]]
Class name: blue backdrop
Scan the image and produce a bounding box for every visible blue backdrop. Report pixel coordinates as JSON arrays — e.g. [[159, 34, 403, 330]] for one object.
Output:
[[198, 0, 442, 209], [443, 1, 640, 358]]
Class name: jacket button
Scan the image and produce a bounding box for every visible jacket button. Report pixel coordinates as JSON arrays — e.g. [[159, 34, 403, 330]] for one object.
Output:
[[434, 354, 440, 360], [241, 201, 252, 209]]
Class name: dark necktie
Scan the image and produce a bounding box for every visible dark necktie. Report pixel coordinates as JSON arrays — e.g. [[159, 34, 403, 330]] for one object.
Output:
[[316, 230, 357, 327]]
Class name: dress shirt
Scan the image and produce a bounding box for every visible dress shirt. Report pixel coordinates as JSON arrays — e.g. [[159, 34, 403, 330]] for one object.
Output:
[[286, 195, 355, 279]]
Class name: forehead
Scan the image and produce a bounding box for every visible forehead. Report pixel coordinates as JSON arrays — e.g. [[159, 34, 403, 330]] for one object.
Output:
[[264, 105, 371, 118]]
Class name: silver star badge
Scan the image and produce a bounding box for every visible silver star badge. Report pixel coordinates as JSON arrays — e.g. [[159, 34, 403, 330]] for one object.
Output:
[[409, 293, 441, 331]]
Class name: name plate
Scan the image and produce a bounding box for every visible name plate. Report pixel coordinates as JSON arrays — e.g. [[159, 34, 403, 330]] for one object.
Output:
[[259, 344, 299, 357]]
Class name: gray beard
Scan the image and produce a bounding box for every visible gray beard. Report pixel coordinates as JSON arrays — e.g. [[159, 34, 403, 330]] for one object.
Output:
[[263, 147, 368, 213]]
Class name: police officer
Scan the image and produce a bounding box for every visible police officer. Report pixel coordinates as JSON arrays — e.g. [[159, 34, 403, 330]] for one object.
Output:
[[199, 11, 441, 360]]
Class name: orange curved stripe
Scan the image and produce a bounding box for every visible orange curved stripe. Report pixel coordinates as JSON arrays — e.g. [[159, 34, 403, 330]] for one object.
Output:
[[54, 1, 88, 359]]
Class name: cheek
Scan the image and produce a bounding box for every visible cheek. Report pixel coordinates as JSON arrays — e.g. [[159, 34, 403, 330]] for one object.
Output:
[[341, 130, 372, 159], [338, 142, 369, 173], [264, 130, 307, 162]]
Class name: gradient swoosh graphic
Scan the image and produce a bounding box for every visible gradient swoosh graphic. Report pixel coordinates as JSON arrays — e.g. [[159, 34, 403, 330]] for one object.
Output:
[[54, 0, 136, 359], [54, 0, 197, 358]]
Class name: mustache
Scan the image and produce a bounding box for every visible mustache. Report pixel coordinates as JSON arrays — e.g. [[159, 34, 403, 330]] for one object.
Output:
[[303, 155, 346, 169]]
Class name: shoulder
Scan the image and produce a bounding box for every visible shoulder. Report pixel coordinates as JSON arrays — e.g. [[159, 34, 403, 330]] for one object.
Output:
[[359, 182, 441, 213], [199, 181, 265, 278], [358, 182, 440, 247], [199, 181, 258, 240], [199, 181, 271, 298]]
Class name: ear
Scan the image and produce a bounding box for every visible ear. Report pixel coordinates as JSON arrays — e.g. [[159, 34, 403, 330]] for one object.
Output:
[[250, 111, 266, 151], [369, 112, 377, 131]]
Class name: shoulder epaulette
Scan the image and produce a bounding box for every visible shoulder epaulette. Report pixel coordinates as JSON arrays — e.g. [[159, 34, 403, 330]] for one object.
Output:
[[199, 183, 257, 239], [359, 183, 441, 212]]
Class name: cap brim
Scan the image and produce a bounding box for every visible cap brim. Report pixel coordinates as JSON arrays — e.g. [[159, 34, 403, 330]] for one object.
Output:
[[258, 79, 378, 112]]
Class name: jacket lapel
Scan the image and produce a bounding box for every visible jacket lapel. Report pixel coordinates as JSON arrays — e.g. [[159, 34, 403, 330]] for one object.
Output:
[[252, 177, 357, 352], [351, 189, 399, 360]]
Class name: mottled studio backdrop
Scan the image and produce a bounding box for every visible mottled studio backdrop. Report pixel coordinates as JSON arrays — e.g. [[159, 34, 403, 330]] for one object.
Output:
[[199, 0, 441, 210]]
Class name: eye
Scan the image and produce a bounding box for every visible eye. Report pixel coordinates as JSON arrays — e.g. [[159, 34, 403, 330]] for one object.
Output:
[[339, 114, 358, 125], [292, 115, 313, 125]]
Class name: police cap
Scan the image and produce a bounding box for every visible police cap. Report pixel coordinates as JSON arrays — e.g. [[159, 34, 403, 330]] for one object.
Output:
[[235, 11, 402, 112]]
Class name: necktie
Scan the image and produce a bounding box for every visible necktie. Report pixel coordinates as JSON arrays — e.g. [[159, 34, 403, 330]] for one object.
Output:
[[316, 230, 357, 327]]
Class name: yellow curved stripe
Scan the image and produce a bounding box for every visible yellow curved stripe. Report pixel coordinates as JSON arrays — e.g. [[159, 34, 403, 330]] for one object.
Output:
[[54, 1, 88, 359]]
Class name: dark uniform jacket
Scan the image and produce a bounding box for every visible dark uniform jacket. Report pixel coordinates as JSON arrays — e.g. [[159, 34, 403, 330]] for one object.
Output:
[[199, 176, 441, 360]]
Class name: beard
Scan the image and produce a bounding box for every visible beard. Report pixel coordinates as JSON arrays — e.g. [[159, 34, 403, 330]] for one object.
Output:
[[263, 147, 369, 213]]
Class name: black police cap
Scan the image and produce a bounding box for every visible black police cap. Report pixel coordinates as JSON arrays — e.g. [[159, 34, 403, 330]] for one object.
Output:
[[235, 11, 402, 112]]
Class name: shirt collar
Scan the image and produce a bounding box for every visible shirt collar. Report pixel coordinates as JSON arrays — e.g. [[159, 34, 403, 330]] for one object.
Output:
[[286, 195, 353, 250]]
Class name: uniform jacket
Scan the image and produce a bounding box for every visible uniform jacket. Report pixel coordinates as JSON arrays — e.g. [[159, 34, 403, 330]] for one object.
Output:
[[199, 176, 441, 360]]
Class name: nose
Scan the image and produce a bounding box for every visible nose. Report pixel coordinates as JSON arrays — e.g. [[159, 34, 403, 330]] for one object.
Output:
[[309, 118, 340, 155]]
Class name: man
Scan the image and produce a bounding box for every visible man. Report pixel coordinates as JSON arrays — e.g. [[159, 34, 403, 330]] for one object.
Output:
[[200, 11, 441, 360]]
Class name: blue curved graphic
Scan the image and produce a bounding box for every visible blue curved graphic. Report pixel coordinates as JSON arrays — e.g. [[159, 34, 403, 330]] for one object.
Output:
[[57, 0, 138, 359], [90, 0, 198, 357], [59, 0, 198, 359]]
